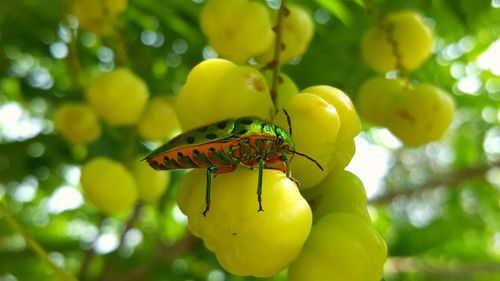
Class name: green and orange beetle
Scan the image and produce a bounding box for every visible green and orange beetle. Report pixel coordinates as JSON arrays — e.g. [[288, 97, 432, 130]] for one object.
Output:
[[144, 111, 322, 215]]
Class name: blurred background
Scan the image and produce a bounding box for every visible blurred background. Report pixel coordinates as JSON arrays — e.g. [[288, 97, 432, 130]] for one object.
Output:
[[0, 0, 500, 280]]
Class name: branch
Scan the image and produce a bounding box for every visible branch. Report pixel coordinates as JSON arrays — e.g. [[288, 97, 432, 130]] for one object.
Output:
[[101, 233, 200, 281], [78, 215, 105, 281], [97, 203, 144, 281], [268, 0, 288, 109], [370, 161, 500, 205], [156, 233, 199, 263], [386, 256, 500, 278], [0, 203, 78, 281]]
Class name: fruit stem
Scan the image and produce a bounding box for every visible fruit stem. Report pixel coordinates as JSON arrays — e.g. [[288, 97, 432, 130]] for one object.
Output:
[[112, 25, 130, 67], [67, 30, 84, 89], [0, 202, 78, 281], [364, 0, 409, 80], [268, 0, 288, 111]]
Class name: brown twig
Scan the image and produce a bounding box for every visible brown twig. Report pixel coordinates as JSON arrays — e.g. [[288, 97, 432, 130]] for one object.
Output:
[[268, 0, 288, 109], [364, 0, 408, 79], [97, 203, 144, 281], [370, 161, 500, 205], [78, 214, 106, 281], [386, 256, 500, 278]]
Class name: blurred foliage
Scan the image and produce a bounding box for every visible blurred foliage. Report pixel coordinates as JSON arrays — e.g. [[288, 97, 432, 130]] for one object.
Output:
[[0, 0, 500, 281]]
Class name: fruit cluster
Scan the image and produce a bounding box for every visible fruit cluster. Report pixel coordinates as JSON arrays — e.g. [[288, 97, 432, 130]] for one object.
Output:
[[53, 68, 180, 213], [71, 0, 128, 35], [172, 0, 386, 278], [201, 0, 314, 65], [59, 1, 388, 280], [175, 57, 386, 280], [358, 10, 455, 146]]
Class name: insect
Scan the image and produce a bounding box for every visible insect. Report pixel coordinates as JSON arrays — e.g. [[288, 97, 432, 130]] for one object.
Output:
[[144, 110, 323, 216]]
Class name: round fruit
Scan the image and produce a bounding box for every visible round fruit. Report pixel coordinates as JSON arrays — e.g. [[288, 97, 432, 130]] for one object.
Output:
[[257, 5, 314, 64], [302, 85, 361, 142], [176, 59, 274, 131], [201, 0, 273, 64], [85, 68, 149, 126], [361, 10, 433, 73], [386, 84, 455, 146], [137, 96, 181, 141], [53, 102, 101, 144], [262, 70, 299, 112], [274, 94, 340, 188], [177, 169, 312, 277], [71, 0, 127, 35], [130, 157, 170, 202], [80, 157, 137, 214], [288, 213, 387, 281], [305, 170, 370, 222], [328, 138, 356, 177], [357, 77, 406, 126]]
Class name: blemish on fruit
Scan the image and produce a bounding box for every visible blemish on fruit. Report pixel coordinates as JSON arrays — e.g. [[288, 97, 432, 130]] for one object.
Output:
[[246, 75, 266, 92], [397, 110, 415, 123]]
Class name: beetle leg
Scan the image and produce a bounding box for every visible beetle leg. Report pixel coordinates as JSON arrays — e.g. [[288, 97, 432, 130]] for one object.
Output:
[[280, 155, 300, 187], [203, 166, 218, 216], [257, 157, 264, 212]]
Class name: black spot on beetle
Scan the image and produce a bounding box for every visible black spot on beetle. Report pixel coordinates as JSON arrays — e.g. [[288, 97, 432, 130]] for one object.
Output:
[[206, 133, 217, 139], [193, 149, 200, 154], [217, 121, 227, 129], [186, 136, 195, 144], [209, 147, 216, 152], [197, 125, 209, 132], [240, 118, 253, 125], [177, 152, 184, 158]]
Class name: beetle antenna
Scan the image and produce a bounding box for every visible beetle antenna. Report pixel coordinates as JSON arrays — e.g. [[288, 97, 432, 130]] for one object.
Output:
[[290, 150, 324, 171], [283, 109, 292, 137]]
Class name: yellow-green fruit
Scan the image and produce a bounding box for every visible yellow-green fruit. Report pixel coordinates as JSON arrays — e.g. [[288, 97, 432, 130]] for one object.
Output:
[[257, 5, 314, 64], [80, 157, 137, 214], [72, 0, 127, 35], [288, 213, 387, 281], [85, 68, 149, 126], [201, 0, 273, 64], [177, 169, 312, 277], [305, 170, 370, 222], [130, 157, 170, 202], [137, 96, 181, 141], [357, 77, 406, 126], [386, 84, 455, 146], [176, 59, 274, 131], [329, 138, 356, 177], [302, 85, 361, 142], [274, 94, 340, 188], [54, 103, 101, 144], [362, 10, 433, 73], [263, 71, 299, 112]]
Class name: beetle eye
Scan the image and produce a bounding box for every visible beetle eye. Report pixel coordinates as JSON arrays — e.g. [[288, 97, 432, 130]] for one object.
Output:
[[276, 135, 284, 144]]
